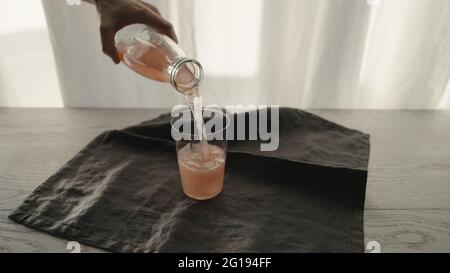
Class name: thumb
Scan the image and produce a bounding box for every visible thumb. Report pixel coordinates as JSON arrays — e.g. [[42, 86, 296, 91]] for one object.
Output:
[[100, 24, 121, 64]]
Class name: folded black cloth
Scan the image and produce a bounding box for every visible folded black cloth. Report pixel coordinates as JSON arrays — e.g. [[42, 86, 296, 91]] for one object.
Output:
[[9, 108, 370, 252]]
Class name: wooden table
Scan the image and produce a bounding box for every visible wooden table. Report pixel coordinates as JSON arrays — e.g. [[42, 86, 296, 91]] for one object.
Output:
[[0, 108, 449, 253]]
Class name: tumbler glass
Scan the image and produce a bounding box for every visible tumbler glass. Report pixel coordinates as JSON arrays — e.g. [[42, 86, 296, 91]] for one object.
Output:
[[171, 108, 229, 200]]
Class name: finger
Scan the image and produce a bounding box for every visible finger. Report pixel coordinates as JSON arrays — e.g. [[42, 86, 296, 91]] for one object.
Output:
[[163, 22, 179, 43], [131, 8, 178, 43], [155, 24, 178, 43], [143, 3, 162, 16], [100, 24, 121, 64], [146, 16, 179, 43]]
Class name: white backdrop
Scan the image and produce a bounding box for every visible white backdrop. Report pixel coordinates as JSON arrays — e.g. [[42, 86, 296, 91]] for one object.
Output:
[[0, 0, 62, 107], [34, 0, 450, 108]]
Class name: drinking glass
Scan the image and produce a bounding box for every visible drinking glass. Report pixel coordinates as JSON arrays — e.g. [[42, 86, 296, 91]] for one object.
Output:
[[171, 108, 229, 200]]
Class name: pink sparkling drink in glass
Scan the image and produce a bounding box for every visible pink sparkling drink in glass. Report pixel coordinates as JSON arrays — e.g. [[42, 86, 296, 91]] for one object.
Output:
[[172, 109, 229, 200], [177, 143, 226, 200]]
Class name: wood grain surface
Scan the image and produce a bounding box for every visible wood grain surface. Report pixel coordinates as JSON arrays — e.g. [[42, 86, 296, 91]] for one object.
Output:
[[0, 108, 449, 252]]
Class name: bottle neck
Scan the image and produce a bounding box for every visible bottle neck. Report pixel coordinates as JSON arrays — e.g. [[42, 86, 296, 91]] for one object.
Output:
[[168, 57, 204, 94]]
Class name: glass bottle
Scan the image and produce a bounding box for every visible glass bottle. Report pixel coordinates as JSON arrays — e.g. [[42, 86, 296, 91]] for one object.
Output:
[[114, 24, 203, 95]]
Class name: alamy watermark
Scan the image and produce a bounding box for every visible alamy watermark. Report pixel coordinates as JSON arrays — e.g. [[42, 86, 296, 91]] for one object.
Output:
[[366, 0, 381, 6], [366, 241, 381, 253], [171, 99, 279, 152], [67, 0, 382, 7], [66, 241, 81, 253], [66, 0, 81, 6]]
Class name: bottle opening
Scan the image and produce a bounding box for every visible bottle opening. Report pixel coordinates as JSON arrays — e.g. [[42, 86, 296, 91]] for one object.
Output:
[[168, 58, 204, 95]]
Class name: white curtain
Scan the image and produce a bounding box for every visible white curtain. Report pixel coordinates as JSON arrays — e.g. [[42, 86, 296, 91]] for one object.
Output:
[[41, 0, 450, 109], [0, 0, 62, 107]]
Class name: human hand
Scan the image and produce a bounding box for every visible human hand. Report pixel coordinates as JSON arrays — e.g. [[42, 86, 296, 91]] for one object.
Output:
[[92, 0, 178, 64]]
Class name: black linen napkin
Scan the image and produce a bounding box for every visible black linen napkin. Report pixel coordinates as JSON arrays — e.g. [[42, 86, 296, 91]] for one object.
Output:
[[9, 108, 370, 252]]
